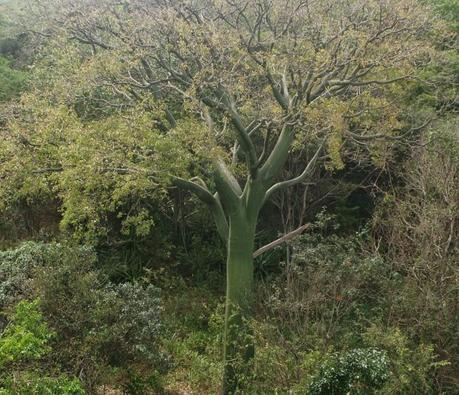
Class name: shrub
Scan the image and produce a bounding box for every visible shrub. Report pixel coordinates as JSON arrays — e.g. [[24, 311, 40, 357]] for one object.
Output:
[[0, 242, 53, 310], [307, 348, 390, 395], [103, 282, 163, 364], [0, 299, 85, 395], [161, 284, 224, 394], [0, 299, 53, 367], [372, 120, 459, 391], [259, 222, 394, 346], [363, 325, 449, 394], [0, 56, 27, 102]]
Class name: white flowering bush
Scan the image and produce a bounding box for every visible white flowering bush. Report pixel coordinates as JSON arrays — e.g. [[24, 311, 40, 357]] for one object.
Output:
[[308, 348, 390, 395], [105, 282, 163, 362]]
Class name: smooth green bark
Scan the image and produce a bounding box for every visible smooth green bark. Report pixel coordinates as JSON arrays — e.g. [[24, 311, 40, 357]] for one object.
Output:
[[222, 210, 257, 394]]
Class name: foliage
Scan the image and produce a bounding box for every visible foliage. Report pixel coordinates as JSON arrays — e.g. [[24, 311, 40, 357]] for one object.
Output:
[[0, 242, 48, 308], [307, 348, 390, 395], [0, 0, 457, 392], [261, 216, 393, 345], [0, 373, 85, 395], [0, 97, 189, 244], [251, 211, 455, 394], [0, 56, 26, 102], [429, 0, 459, 32], [363, 325, 449, 395], [161, 282, 224, 393], [0, 299, 85, 395], [33, 246, 164, 390], [105, 282, 163, 363], [0, 241, 164, 392], [372, 118, 459, 391], [0, 299, 53, 367]]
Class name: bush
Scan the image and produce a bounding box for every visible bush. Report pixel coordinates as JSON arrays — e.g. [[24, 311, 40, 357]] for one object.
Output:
[[252, 212, 451, 393], [0, 56, 27, 102], [259, 220, 394, 347], [102, 282, 163, 364], [160, 283, 224, 393], [0, 242, 56, 310], [373, 120, 459, 391], [0, 299, 53, 367], [363, 325, 449, 394], [0, 299, 84, 395], [307, 348, 390, 395]]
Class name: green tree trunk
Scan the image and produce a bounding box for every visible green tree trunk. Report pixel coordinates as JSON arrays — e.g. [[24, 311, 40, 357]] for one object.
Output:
[[222, 211, 256, 394]]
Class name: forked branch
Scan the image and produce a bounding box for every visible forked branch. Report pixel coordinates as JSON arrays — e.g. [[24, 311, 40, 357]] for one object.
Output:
[[264, 139, 325, 202]]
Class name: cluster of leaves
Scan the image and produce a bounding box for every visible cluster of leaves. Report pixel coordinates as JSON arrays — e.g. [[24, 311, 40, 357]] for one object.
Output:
[[103, 282, 163, 362], [0, 97, 190, 243], [0, 374, 85, 395], [0, 299, 85, 395], [159, 280, 224, 393], [0, 242, 47, 308], [0, 56, 26, 102], [0, 299, 53, 366]]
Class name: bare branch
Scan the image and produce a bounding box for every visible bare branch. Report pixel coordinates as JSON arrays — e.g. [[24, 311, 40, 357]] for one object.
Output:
[[172, 176, 229, 243], [253, 223, 310, 258]]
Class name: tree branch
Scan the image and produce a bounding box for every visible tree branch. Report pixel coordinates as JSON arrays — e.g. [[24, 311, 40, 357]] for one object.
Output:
[[213, 158, 242, 214], [264, 140, 324, 202], [253, 223, 310, 258], [259, 122, 295, 184], [172, 176, 229, 243]]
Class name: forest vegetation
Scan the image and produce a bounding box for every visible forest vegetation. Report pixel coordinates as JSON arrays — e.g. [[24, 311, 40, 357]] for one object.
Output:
[[0, 0, 458, 394]]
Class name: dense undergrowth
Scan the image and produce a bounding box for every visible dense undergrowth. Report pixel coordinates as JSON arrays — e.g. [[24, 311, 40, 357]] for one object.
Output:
[[0, 201, 457, 394]]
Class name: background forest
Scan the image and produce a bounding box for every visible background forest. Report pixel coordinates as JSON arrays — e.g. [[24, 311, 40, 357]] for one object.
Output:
[[0, 0, 458, 394]]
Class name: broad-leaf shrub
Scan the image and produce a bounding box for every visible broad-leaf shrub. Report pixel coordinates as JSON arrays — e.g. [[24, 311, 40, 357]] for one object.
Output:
[[0, 299, 53, 367], [104, 282, 163, 363], [0, 299, 85, 395], [0, 242, 55, 309], [363, 325, 449, 394]]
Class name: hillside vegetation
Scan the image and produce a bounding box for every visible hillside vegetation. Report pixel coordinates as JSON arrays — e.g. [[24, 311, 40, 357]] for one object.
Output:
[[0, 0, 457, 394]]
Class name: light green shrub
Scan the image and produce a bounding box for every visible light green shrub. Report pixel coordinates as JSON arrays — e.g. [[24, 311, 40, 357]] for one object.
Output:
[[363, 325, 449, 394], [0, 299, 53, 366], [0, 299, 84, 394]]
